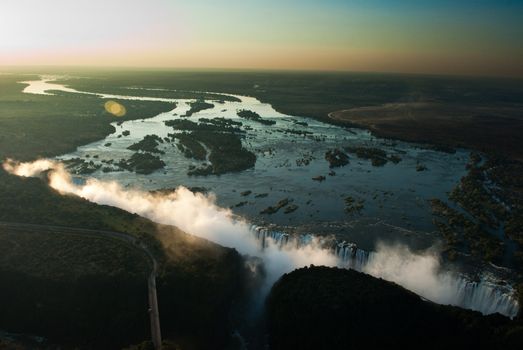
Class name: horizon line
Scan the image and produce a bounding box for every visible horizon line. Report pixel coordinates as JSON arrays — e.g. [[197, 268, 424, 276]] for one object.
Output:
[[1, 64, 522, 81]]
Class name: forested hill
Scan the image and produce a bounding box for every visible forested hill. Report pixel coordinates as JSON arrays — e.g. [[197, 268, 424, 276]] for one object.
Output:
[[267, 266, 523, 350]]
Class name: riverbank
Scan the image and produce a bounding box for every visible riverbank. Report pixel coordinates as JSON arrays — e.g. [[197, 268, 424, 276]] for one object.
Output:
[[329, 102, 523, 161]]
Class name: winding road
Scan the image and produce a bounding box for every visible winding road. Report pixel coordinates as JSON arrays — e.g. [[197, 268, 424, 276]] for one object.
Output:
[[0, 221, 162, 349]]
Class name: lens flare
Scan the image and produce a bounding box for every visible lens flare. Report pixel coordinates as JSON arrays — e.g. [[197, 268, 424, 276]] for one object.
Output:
[[104, 100, 126, 117]]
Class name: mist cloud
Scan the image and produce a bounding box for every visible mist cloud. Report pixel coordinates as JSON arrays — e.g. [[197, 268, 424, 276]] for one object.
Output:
[[364, 243, 464, 305], [3, 159, 518, 317]]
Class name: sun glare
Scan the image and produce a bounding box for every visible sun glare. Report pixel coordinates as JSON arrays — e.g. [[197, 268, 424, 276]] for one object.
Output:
[[104, 100, 126, 117]]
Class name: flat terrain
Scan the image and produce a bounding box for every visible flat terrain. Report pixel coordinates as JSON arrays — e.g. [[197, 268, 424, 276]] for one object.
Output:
[[0, 223, 150, 348], [0, 74, 175, 161], [6, 69, 523, 162], [35, 69, 523, 162], [330, 101, 523, 160]]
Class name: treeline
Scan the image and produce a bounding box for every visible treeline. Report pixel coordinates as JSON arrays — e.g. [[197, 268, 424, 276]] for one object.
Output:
[[267, 266, 523, 349], [0, 169, 249, 349]]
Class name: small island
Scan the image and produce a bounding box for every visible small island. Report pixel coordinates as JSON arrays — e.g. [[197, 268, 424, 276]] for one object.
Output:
[[127, 134, 165, 154], [165, 118, 256, 175], [345, 146, 402, 166], [183, 100, 214, 117], [118, 152, 166, 175], [325, 149, 349, 167], [237, 109, 276, 125]]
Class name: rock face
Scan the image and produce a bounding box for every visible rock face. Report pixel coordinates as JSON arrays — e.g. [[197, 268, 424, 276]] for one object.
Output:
[[266, 266, 523, 350]]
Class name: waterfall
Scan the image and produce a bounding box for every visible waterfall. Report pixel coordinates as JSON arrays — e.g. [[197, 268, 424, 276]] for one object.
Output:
[[453, 277, 519, 317], [251, 226, 520, 318], [334, 241, 372, 271]]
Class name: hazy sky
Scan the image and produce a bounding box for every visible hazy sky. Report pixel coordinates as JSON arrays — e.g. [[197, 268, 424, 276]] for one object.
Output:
[[1, 0, 522, 76]]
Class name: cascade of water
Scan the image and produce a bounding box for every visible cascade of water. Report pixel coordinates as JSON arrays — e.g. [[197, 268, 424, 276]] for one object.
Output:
[[334, 241, 373, 271], [453, 277, 519, 317], [251, 225, 519, 318]]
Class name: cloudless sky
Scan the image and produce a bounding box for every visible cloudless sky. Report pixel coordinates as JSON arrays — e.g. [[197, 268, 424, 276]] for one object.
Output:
[[0, 0, 522, 76]]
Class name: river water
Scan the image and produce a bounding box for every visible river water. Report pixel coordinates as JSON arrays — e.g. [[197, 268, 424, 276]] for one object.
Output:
[[23, 77, 470, 251], [19, 76, 519, 317]]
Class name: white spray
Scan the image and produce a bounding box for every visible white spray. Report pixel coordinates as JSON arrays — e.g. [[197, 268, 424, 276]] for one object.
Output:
[[3, 159, 519, 317]]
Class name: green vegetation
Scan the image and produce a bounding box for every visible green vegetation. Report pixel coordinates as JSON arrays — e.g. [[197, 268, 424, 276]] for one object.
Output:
[[47, 70, 523, 160], [3, 70, 523, 348], [172, 133, 207, 160], [471, 156, 523, 267], [0, 227, 150, 348], [232, 201, 248, 208], [118, 152, 166, 175], [430, 152, 523, 268], [325, 149, 349, 168], [165, 117, 243, 133], [277, 128, 313, 136], [283, 204, 298, 214], [186, 186, 208, 194], [389, 154, 402, 163], [165, 118, 256, 175], [127, 134, 165, 154], [292, 120, 308, 127], [267, 266, 523, 349], [331, 102, 523, 162], [0, 75, 252, 347], [344, 196, 365, 215], [0, 74, 174, 161], [188, 131, 256, 175], [260, 198, 292, 214], [345, 146, 386, 165], [52, 70, 415, 127], [0, 229, 149, 280], [63, 157, 102, 174], [430, 198, 503, 263], [345, 146, 402, 166], [50, 78, 241, 103], [0, 169, 248, 348], [237, 109, 275, 125], [295, 152, 314, 166], [154, 224, 247, 350], [450, 155, 506, 228], [183, 100, 214, 117]]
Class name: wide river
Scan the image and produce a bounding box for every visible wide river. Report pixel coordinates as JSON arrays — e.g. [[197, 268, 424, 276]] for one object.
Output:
[[18, 76, 519, 317], [22, 77, 470, 251]]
